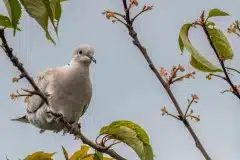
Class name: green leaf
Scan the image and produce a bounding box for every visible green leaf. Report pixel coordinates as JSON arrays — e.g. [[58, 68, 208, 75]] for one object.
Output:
[[208, 8, 229, 18], [93, 151, 113, 160], [82, 155, 95, 160], [61, 146, 69, 160], [24, 151, 56, 160], [100, 120, 154, 160], [49, 0, 62, 34], [69, 145, 90, 160], [3, 0, 22, 35], [178, 35, 184, 53], [94, 151, 103, 160], [54, 1, 62, 22], [206, 21, 215, 27], [179, 23, 222, 72], [50, 0, 62, 21], [0, 14, 13, 28], [19, 0, 55, 44], [42, 0, 58, 34], [207, 27, 234, 60]]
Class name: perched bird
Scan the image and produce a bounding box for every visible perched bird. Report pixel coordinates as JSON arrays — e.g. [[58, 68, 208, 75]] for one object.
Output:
[[12, 44, 96, 133]]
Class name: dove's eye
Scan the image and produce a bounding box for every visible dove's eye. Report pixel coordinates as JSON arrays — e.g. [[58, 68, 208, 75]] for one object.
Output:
[[78, 50, 83, 54]]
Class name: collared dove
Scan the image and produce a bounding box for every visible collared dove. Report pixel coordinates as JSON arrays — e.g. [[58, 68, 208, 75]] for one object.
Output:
[[12, 44, 96, 133]]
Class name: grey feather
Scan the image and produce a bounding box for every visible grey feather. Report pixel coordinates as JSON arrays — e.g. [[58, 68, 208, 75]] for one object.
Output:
[[11, 115, 29, 123]]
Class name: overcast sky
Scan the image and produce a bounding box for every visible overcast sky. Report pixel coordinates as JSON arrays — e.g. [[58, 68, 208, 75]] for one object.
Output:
[[0, 0, 240, 159]]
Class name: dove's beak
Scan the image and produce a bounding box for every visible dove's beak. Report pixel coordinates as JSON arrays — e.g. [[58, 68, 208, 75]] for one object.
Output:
[[88, 55, 96, 63]]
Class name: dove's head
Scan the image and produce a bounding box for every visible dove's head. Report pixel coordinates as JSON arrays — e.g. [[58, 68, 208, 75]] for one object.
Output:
[[72, 44, 96, 65]]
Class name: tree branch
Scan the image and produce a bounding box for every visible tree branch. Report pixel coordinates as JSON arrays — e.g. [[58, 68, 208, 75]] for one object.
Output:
[[0, 29, 126, 160], [201, 25, 240, 99], [62, 121, 126, 160], [226, 67, 240, 74], [121, 1, 211, 159], [0, 29, 49, 105]]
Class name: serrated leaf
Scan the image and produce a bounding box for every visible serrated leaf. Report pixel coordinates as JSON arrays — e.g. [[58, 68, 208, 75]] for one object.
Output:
[[3, 0, 22, 35], [24, 151, 56, 160], [208, 8, 229, 18], [19, 0, 55, 44], [100, 120, 153, 160], [207, 27, 233, 60], [61, 146, 69, 160], [69, 145, 90, 160], [179, 23, 222, 72]]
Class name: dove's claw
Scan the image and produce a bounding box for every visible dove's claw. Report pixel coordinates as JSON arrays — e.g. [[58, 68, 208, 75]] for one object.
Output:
[[62, 128, 68, 135], [46, 111, 68, 125], [69, 123, 81, 135]]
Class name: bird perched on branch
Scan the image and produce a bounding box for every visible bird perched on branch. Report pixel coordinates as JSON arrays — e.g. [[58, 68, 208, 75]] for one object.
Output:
[[12, 44, 96, 134]]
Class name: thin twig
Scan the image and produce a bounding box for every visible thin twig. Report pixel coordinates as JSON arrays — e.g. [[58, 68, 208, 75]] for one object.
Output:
[[131, 9, 148, 23], [0, 29, 126, 160], [236, 24, 240, 37], [113, 16, 129, 27], [0, 29, 49, 105], [16, 93, 32, 97], [121, 1, 212, 159], [220, 90, 232, 94], [226, 67, 240, 74], [168, 67, 180, 85], [105, 10, 125, 19], [210, 73, 227, 81], [166, 113, 181, 120], [170, 72, 195, 84], [184, 99, 194, 117], [170, 76, 184, 84]]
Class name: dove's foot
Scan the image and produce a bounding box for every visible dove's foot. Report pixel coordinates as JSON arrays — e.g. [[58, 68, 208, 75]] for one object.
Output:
[[69, 123, 81, 135], [46, 111, 81, 137], [46, 111, 67, 124], [62, 122, 81, 138]]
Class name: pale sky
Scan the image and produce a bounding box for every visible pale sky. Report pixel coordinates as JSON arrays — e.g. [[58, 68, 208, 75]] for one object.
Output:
[[0, 0, 240, 159]]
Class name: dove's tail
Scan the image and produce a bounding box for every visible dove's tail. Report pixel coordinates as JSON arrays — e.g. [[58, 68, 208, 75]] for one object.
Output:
[[11, 115, 29, 123]]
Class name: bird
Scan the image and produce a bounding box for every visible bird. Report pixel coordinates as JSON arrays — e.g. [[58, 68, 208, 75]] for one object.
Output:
[[11, 44, 96, 134]]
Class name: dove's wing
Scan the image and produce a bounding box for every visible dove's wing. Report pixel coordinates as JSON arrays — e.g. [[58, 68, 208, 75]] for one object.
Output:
[[11, 69, 56, 123], [27, 69, 55, 113]]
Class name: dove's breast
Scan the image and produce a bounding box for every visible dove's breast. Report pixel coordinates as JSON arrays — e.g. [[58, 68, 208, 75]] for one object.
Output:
[[48, 66, 92, 123]]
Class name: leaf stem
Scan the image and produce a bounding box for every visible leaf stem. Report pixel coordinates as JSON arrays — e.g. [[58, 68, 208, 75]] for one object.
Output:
[[210, 73, 227, 81], [184, 99, 194, 117], [131, 9, 148, 23], [167, 113, 181, 120]]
